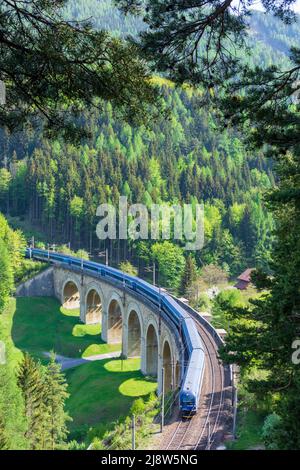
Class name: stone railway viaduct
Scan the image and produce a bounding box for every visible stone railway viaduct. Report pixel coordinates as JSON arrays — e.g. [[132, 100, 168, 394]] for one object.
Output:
[[49, 265, 182, 394]]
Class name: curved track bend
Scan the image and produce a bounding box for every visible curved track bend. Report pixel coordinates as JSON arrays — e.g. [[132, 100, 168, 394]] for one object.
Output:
[[161, 306, 232, 451]]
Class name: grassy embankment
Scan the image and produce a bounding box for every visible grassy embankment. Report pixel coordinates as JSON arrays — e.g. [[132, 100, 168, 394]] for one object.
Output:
[[206, 285, 268, 449], [0, 296, 157, 443]]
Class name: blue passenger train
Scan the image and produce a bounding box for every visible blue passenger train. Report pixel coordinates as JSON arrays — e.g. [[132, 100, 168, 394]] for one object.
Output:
[[25, 248, 205, 415]]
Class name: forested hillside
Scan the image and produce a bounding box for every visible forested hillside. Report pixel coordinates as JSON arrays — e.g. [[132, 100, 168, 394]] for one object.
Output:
[[64, 0, 144, 37], [0, 80, 274, 276], [248, 11, 300, 66], [65, 1, 300, 67], [2, 2, 295, 278]]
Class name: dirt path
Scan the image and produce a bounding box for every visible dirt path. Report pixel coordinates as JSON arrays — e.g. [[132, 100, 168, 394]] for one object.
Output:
[[43, 351, 121, 370]]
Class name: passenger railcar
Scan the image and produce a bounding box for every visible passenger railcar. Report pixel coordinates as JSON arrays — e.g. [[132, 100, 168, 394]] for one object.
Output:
[[179, 348, 205, 415]]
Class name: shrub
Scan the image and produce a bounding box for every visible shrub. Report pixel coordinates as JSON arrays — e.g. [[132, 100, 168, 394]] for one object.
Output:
[[119, 261, 138, 276], [261, 413, 281, 450]]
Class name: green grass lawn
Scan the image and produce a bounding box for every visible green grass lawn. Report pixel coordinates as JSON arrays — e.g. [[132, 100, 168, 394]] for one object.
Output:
[[11, 297, 121, 360], [65, 358, 157, 441]]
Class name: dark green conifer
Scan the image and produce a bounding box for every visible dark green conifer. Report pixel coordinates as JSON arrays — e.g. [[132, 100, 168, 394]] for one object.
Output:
[[17, 353, 50, 450], [180, 255, 197, 297], [44, 353, 71, 450]]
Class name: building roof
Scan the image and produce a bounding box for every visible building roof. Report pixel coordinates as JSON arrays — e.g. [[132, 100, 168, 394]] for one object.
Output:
[[237, 268, 254, 283]]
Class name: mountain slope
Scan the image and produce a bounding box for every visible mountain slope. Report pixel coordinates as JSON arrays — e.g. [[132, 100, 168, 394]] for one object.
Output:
[[0, 81, 274, 274], [64, 1, 300, 68]]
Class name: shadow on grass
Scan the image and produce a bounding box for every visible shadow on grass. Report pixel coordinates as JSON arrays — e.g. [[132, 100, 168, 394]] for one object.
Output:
[[64, 357, 157, 440], [11, 297, 120, 360]]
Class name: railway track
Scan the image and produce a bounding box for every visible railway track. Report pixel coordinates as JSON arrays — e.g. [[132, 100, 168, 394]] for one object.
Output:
[[163, 308, 231, 451], [165, 418, 193, 450], [193, 319, 225, 450]]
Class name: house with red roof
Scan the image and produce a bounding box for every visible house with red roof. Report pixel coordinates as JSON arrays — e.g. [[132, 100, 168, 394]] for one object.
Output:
[[235, 268, 254, 290]]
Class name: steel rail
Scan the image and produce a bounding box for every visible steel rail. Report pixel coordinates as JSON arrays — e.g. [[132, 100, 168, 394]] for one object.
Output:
[[193, 319, 224, 450], [165, 412, 193, 450], [164, 303, 227, 451]]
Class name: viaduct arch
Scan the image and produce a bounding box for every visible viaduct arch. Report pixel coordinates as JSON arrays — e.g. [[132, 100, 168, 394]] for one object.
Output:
[[62, 279, 80, 310]]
